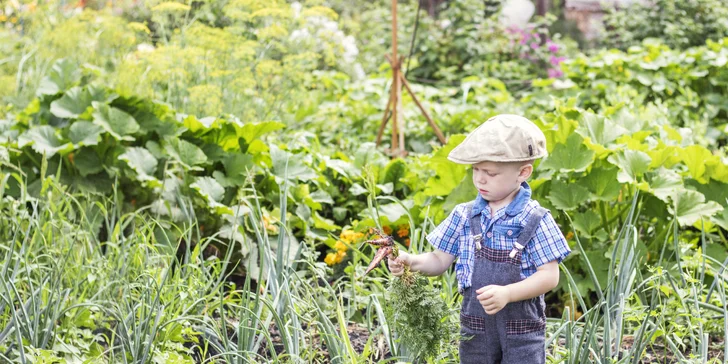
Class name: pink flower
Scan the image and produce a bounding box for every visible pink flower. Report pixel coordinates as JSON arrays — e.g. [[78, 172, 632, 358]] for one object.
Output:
[[547, 68, 564, 78], [530, 42, 539, 49], [520, 32, 531, 45], [549, 56, 566, 66], [547, 42, 559, 53]]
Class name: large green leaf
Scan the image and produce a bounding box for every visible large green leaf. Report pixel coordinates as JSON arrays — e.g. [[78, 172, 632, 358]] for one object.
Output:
[[270, 145, 317, 183], [119, 147, 159, 185], [572, 210, 603, 238], [380, 158, 407, 190], [670, 189, 722, 226], [581, 167, 622, 201], [36, 59, 81, 96], [375, 200, 414, 224], [576, 112, 627, 146], [647, 169, 684, 202], [424, 135, 467, 196], [353, 142, 388, 170], [68, 121, 104, 147], [325, 157, 359, 179], [540, 133, 595, 173], [547, 180, 591, 211], [17, 126, 72, 156], [443, 169, 477, 213], [680, 145, 713, 183], [685, 179, 728, 207], [73, 148, 103, 177], [92, 102, 140, 141], [50, 87, 91, 119], [240, 121, 285, 144], [191, 176, 230, 214], [164, 138, 208, 171], [607, 149, 651, 183], [50, 86, 110, 119], [223, 153, 255, 183]]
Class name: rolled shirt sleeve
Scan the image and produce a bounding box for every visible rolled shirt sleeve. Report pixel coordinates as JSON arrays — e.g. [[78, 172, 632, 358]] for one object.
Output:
[[426, 204, 466, 256]]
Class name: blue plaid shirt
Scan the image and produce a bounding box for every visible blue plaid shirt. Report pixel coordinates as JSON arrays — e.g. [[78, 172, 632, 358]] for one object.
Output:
[[426, 182, 571, 291]]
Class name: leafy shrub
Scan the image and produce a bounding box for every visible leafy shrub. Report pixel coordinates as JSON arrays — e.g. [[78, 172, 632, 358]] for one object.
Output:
[[602, 0, 728, 50]]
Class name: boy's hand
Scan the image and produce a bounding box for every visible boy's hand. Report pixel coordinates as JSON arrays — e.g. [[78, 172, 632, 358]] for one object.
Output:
[[387, 252, 411, 276], [476, 285, 511, 315]]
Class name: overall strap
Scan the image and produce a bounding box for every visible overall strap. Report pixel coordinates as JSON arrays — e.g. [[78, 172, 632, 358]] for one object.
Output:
[[509, 207, 548, 258], [466, 202, 483, 250]]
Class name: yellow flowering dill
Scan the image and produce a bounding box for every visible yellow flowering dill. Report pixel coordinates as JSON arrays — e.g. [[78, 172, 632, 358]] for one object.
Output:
[[251, 8, 291, 20], [128, 22, 151, 35], [188, 85, 223, 116], [302, 6, 339, 20], [151, 2, 191, 14], [258, 24, 289, 40]]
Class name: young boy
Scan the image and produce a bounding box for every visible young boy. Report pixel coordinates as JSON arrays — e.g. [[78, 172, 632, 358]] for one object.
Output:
[[388, 114, 570, 364]]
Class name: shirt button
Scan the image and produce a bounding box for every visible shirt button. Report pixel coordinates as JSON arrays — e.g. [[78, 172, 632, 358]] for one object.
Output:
[[486, 232, 493, 238], [507, 230, 513, 236]]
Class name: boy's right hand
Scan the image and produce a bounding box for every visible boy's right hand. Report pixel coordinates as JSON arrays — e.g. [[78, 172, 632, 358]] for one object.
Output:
[[388, 252, 412, 276]]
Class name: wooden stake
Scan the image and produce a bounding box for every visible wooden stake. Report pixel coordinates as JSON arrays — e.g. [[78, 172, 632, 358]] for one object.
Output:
[[376, 0, 446, 157]]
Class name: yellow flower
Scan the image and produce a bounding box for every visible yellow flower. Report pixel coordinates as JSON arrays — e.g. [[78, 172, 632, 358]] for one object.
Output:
[[262, 214, 279, 234], [325, 252, 337, 266], [383, 226, 392, 236], [339, 230, 364, 244], [334, 240, 348, 252], [643, 55, 653, 62], [302, 6, 339, 20], [151, 2, 191, 13], [335, 250, 347, 263], [565, 231, 574, 241]]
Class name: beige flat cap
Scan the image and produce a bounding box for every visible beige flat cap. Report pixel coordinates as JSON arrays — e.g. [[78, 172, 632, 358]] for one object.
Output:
[[447, 114, 547, 164]]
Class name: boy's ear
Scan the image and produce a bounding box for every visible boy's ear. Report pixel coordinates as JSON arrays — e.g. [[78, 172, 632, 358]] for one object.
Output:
[[518, 164, 533, 181]]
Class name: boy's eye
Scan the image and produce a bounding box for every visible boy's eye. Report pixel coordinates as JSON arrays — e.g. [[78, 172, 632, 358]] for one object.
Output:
[[487, 173, 497, 177]]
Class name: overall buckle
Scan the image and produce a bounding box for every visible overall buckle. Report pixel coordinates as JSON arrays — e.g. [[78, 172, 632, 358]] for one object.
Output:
[[509, 242, 525, 258], [473, 234, 483, 250]]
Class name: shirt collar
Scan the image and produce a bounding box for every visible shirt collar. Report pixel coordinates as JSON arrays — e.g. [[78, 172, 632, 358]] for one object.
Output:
[[469, 181, 532, 218]]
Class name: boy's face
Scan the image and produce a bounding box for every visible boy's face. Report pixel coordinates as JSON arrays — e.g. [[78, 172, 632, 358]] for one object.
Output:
[[471, 161, 532, 203]]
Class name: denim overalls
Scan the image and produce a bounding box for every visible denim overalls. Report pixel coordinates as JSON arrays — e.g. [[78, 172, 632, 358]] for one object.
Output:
[[459, 203, 548, 364]]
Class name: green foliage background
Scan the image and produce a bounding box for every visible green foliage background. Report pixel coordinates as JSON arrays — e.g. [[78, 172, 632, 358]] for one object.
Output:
[[1, 0, 728, 362]]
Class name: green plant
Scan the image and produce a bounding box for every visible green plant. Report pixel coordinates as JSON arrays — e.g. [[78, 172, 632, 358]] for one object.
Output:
[[602, 0, 728, 50]]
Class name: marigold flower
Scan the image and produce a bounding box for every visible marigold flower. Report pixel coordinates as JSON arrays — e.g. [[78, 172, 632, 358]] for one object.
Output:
[[334, 240, 348, 252], [325, 252, 337, 266], [335, 250, 347, 263], [397, 224, 409, 238], [383, 226, 392, 235]]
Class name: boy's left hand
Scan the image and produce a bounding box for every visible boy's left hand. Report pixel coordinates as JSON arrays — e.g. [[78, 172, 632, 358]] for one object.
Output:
[[476, 285, 511, 315]]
